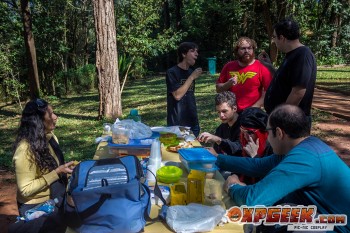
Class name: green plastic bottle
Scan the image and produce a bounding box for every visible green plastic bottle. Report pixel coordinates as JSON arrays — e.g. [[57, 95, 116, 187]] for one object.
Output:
[[127, 109, 141, 122]]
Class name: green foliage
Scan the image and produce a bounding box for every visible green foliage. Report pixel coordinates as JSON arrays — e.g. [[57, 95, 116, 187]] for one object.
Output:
[[3, 76, 25, 103], [181, 0, 247, 66], [0, 2, 27, 102], [118, 54, 134, 80], [0, 42, 25, 104], [317, 48, 346, 66], [1, 0, 350, 103], [54, 64, 96, 96], [115, 0, 183, 77]]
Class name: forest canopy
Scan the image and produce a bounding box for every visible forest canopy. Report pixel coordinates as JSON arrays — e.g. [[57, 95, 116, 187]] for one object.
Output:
[[1, 0, 349, 102]]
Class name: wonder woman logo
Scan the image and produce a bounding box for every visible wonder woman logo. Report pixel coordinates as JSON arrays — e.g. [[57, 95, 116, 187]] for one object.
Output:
[[229, 71, 257, 84]]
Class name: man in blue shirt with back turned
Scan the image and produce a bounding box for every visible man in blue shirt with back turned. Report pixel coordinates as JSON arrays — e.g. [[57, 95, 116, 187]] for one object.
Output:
[[215, 104, 350, 233]]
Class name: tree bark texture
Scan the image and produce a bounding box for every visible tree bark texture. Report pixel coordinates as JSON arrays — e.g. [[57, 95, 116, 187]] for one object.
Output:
[[261, 0, 278, 62], [175, 0, 183, 30], [163, 0, 171, 69], [93, 0, 122, 119], [330, 6, 341, 48], [20, 0, 40, 99]]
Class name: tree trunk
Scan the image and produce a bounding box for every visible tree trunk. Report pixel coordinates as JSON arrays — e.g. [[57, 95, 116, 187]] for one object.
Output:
[[261, 0, 278, 62], [175, 0, 183, 30], [93, 0, 122, 119], [82, 0, 89, 65], [276, 0, 287, 21], [242, 12, 248, 35], [163, 0, 171, 69], [20, 0, 40, 99], [163, 0, 170, 29], [330, 6, 341, 48]]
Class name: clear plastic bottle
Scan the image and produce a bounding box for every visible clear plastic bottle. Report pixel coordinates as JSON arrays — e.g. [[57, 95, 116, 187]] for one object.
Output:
[[24, 198, 59, 221], [127, 109, 141, 122]]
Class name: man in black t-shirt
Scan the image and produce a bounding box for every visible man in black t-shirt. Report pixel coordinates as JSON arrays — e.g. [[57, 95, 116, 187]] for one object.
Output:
[[166, 42, 202, 137], [198, 91, 242, 155], [264, 18, 316, 123]]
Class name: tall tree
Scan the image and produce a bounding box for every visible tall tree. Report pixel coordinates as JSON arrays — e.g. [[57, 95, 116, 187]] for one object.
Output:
[[260, 0, 279, 62], [93, 0, 122, 119], [175, 0, 183, 30], [20, 0, 40, 99]]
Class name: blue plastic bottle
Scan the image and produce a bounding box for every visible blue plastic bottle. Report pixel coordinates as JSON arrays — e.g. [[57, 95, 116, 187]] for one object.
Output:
[[23, 198, 59, 221], [127, 109, 141, 122]]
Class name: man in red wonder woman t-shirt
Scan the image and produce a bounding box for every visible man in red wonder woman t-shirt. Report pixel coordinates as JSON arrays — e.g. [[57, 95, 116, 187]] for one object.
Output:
[[216, 37, 272, 113]]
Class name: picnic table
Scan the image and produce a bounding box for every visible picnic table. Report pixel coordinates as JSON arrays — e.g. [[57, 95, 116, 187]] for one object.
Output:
[[88, 138, 244, 233]]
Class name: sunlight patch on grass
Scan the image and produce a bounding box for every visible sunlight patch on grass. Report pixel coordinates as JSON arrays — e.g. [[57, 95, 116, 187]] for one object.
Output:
[[316, 66, 350, 94]]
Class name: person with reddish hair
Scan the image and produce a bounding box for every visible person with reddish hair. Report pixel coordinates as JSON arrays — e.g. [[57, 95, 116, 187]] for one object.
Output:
[[216, 37, 273, 113]]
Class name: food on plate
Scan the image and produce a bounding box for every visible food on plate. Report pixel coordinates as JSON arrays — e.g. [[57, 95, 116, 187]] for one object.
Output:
[[166, 141, 193, 152], [159, 132, 178, 146]]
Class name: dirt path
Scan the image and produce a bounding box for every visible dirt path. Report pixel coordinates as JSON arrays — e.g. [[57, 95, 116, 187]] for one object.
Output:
[[312, 88, 350, 165], [0, 170, 18, 233], [1, 88, 349, 232], [313, 88, 350, 121]]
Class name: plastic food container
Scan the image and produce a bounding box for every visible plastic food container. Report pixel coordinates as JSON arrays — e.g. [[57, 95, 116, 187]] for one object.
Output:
[[178, 148, 218, 172], [108, 137, 151, 158], [156, 166, 183, 184], [112, 126, 130, 144], [108, 145, 151, 158], [107, 132, 160, 158]]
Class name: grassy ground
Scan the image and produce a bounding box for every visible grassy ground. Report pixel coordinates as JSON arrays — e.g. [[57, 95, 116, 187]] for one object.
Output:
[[0, 66, 348, 169], [0, 75, 219, 170], [316, 66, 350, 95]]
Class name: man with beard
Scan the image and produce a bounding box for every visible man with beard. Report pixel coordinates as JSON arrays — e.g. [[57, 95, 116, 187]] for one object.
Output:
[[198, 91, 242, 155], [218, 104, 350, 233], [166, 42, 203, 137], [216, 37, 272, 113]]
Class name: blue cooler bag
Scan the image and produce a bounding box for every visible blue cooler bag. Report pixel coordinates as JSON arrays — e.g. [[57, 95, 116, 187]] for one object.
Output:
[[65, 155, 162, 233]]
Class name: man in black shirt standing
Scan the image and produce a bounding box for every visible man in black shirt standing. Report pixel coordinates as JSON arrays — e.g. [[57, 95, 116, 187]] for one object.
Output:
[[166, 42, 202, 137], [264, 18, 316, 124]]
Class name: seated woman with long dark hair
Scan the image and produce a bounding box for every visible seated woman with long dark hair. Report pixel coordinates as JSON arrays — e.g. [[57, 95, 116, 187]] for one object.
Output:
[[10, 99, 74, 233]]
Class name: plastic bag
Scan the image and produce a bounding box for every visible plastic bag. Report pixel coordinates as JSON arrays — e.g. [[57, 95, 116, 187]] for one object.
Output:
[[113, 119, 152, 139], [151, 126, 192, 138], [166, 203, 226, 233]]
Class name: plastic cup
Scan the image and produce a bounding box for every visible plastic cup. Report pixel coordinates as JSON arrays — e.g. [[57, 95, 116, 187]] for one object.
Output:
[[103, 123, 112, 135], [146, 165, 156, 182], [205, 179, 223, 201]]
